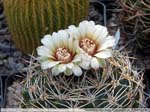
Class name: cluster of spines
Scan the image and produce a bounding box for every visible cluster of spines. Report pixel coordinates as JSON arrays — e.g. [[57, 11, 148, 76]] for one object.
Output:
[[21, 51, 144, 108]]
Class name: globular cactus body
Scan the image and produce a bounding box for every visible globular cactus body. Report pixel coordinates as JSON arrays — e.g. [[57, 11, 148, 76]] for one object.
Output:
[[21, 52, 144, 108], [3, 0, 89, 54]]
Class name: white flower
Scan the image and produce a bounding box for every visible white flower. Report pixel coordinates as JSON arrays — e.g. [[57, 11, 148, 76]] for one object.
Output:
[[37, 30, 82, 76], [68, 21, 115, 70]]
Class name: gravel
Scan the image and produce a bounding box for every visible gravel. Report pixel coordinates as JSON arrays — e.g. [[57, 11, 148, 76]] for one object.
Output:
[[0, 3, 27, 108], [5, 81, 23, 108]]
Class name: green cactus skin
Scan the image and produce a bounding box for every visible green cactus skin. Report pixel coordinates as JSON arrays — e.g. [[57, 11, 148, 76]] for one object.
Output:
[[3, 0, 89, 54], [21, 51, 144, 108]]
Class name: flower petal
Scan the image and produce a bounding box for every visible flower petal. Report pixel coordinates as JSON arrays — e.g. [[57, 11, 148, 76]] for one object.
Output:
[[37, 46, 54, 58], [52, 66, 60, 76], [86, 21, 95, 34], [58, 30, 68, 47], [64, 68, 72, 76], [58, 64, 67, 73], [79, 21, 87, 37], [94, 49, 112, 59], [80, 58, 91, 70], [72, 65, 82, 76], [68, 37, 76, 54], [98, 36, 115, 51], [86, 21, 97, 39], [94, 25, 107, 40], [38, 56, 49, 62], [91, 57, 99, 69], [51, 32, 61, 48], [41, 61, 59, 70], [68, 25, 80, 38], [41, 34, 52, 48], [58, 30, 68, 39], [72, 54, 82, 62], [79, 53, 91, 70], [67, 63, 74, 69]]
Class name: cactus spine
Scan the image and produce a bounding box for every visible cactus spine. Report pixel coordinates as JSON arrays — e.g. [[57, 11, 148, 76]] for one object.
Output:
[[117, 0, 150, 53], [3, 0, 89, 54], [21, 52, 144, 108]]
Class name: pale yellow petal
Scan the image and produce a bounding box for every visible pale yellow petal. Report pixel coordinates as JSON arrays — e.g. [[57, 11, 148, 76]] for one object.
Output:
[[98, 36, 115, 51], [41, 61, 59, 69], [64, 68, 72, 76], [94, 49, 112, 59], [91, 57, 99, 69], [51, 32, 60, 48], [68, 25, 80, 38], [68, 37, 76, 54], [37, 46, 54, 58], [58, 30, 68, 47], [67, 63, 74, 69], [72, 54, 82, 62], [38, 56, 49, 62], [80, 57, 91, 70], [86, 21, 96, 37], [79, 21, 88, 37], [52, 66, 60, 76], [94, 25, 108, 41], [41, 34, 52, 48], [58, 64, 67, 73], [72, 65, 82, 76]]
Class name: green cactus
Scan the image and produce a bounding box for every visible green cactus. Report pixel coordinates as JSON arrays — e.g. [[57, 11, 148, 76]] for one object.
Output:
[[117, 0, 150, 53], [21, 51, 144, 108], [2, 0, 89, 54]]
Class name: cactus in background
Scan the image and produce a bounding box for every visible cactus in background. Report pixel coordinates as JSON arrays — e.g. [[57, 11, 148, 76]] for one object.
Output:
[[21, 51, 144, 108], [117, 0, 150, 54], [2, 0, 89, 54]]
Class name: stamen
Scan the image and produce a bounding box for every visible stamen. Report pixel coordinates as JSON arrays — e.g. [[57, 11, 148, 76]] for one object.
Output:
[[56, 47, 72, 63], [80, 38, 96, 55]]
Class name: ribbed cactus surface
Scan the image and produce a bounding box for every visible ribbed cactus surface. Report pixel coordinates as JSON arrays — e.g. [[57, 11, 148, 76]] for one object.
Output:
[[21, 52, 144, 108], [3, 0, 89, 54]]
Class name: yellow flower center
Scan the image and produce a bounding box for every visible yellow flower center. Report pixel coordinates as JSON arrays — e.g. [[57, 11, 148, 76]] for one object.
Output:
[[80, 38, 96, 55], [56, 47, 72, 63]]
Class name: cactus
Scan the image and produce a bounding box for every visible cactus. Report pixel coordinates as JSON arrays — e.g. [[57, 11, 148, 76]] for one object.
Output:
[[117, 0, 150, 54], [2, 0, 89, 54], [21, 51, 144, 108]]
